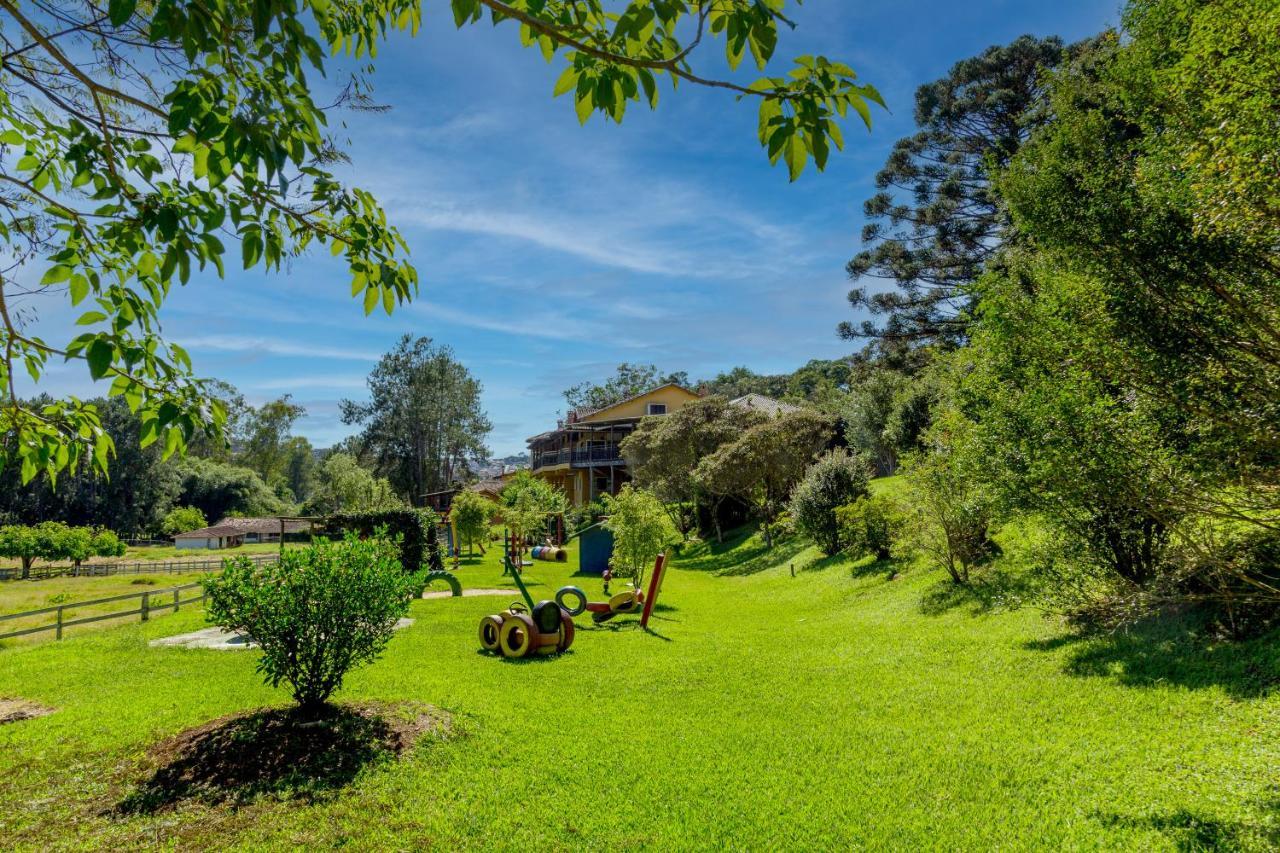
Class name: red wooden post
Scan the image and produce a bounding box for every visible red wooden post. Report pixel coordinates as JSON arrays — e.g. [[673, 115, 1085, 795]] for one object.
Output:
[[640, 553, 666, 629]]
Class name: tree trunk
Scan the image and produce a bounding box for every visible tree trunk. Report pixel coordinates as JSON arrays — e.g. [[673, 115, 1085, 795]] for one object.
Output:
[[21, 556, 32, 580]]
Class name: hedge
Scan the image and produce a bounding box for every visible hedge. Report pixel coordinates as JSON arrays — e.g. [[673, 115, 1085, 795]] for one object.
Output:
[[324, 509, 445, 573]]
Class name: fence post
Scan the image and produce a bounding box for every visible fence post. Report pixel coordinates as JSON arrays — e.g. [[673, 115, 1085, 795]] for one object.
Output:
[[56, 606, 63, 640], [141, 591, 150, 622], [173, 588, 179, 612]]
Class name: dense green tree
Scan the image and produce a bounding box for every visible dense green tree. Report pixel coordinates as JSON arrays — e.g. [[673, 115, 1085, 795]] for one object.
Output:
[[903, 409, 1001, 585], [999, 12, 1280, 510], [841, 35, 1080, 345], [449, 490, 496, 556], [563, 364, 690, 415], [697, 366, 790, 401], [843, 370, 908, 476], [280, 436, 319, 506], [622, 395, 765, 541], [238, 397, 306, 491], [304, 452, 403, 516], [958, 265, 1185, 589], [602, 485, 677, 587], [0, 0, 880, 485], [694, 410, 834, 546], [160, 506, 208, 538], [173, 457, 288, 522], [341, 335, 491, 501], [0, 521, 121, 578], [0, 397, 181, 532], [789, 449, 871, 556]]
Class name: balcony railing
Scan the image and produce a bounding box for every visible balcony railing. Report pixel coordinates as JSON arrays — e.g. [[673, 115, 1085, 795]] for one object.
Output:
[[533, 443, 624, 470]]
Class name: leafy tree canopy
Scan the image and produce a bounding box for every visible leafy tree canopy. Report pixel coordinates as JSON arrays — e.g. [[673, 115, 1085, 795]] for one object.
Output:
[[563, 363, 689, 415], [341, 335, 491, 500], [160, 505, 207, 537], [0, 0, 880, 486]]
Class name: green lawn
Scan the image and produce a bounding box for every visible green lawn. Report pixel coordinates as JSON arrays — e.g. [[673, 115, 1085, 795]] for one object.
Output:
[[1, 518, 1277, 849]]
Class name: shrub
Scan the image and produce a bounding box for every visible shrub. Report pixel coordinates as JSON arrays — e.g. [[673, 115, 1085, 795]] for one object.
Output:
[[788, 450, 872, 556], [205, 533, 416, 712], [906, 439, 1001, 585], [449, 490, 496, 555], [836, 495, 906, 561], [325, 509, 443, 573], [602, 485, 677, 588], [161, 506, 207, 537]]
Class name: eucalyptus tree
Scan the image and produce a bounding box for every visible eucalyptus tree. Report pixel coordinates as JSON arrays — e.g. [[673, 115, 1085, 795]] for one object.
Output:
[[0, 0, 882, 486]]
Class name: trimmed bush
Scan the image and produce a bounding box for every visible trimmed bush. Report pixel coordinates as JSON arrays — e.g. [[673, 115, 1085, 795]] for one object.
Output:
[[325, 508, 444, 573], [836, 495, 906, 561], [789, 450, 872, 556], [205, 533, 416, 711]]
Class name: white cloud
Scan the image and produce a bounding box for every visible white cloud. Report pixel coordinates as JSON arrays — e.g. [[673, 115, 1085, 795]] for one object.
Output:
[[181, 335, 383, 362]]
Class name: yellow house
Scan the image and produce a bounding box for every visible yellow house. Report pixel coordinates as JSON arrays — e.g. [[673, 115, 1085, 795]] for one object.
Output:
[[527, 384, 702, 506]]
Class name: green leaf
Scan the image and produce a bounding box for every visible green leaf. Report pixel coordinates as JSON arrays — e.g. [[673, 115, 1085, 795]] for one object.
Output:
[[40, 265, 72, 286], [107, 0, 136, 26], [86, 339, 113, 380], [784, 134, 807, 182], [362, 284, 379, 315], [76, 311, 108, 326], [69, 274, 89, 305], [553, 67, 579, 98]]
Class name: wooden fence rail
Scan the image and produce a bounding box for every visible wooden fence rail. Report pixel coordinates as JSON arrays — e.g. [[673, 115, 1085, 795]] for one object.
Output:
[[0, 582, 207, 642], [0, 553, 278, 582]]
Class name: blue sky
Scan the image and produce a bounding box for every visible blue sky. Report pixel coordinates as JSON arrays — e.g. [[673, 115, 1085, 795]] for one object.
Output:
[[21, 1, 1120, 457]]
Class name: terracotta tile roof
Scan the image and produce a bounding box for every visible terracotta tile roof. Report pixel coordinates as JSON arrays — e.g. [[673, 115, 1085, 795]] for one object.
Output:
[[212, 517, 313, 535]]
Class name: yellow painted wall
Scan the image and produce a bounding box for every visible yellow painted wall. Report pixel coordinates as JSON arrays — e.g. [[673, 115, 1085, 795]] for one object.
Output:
[[580, 385, 700, 423]]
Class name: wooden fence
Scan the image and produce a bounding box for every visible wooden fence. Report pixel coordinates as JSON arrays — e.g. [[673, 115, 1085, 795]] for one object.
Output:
[[0, 581, 207, 642], [0, 553, 278, 582]]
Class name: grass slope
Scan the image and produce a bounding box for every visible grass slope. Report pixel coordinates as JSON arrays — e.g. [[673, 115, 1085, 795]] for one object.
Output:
[[1, 525, 1277, 850]]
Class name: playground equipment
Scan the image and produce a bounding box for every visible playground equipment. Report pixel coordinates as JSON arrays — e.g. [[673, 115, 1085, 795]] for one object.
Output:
[[554, 554, 668, 626], [478, 600, 575, 658], [531, 545, 567, 562], [479, 530, 670, 659], [422, 570, 462, 597], [479, 546, 576, 659]]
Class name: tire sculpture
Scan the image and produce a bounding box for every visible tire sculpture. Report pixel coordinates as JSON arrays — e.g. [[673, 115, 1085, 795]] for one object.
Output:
[[423, 570, 462, 597], [480, 602, 577, 659]]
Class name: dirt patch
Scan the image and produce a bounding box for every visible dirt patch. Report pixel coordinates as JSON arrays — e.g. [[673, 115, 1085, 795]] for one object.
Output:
[[0, 697, 55, 724], [115, 701, 450, 814]]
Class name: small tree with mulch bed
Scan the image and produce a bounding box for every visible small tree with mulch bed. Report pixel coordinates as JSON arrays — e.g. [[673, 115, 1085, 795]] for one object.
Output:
[[204, 532, 416, 713]]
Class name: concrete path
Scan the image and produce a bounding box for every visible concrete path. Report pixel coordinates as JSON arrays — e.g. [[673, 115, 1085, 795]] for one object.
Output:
[[150, 618, 414, 650]]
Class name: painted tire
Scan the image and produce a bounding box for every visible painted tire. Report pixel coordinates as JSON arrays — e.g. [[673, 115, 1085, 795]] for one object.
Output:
[[499, 613, 538, 658], [533, 600, 562, 634], [609, 591, 639, 613], [557, 610, 576, 652], [555, 586, 588, 617], [478, 615, 503, 652], [424, 571, 462, 597]]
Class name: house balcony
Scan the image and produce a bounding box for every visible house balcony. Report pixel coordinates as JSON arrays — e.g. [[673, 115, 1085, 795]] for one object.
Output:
[[532, 443, 624, 471]]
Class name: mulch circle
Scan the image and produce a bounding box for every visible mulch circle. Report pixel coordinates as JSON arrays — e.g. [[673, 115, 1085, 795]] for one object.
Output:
[[115, 700, 452, 814], [0, 697, 55, 725]]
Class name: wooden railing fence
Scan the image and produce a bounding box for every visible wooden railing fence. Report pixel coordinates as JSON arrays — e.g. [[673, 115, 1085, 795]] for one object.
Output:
[[0, 581, 207, 642], [0, 552, 277, 581]]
